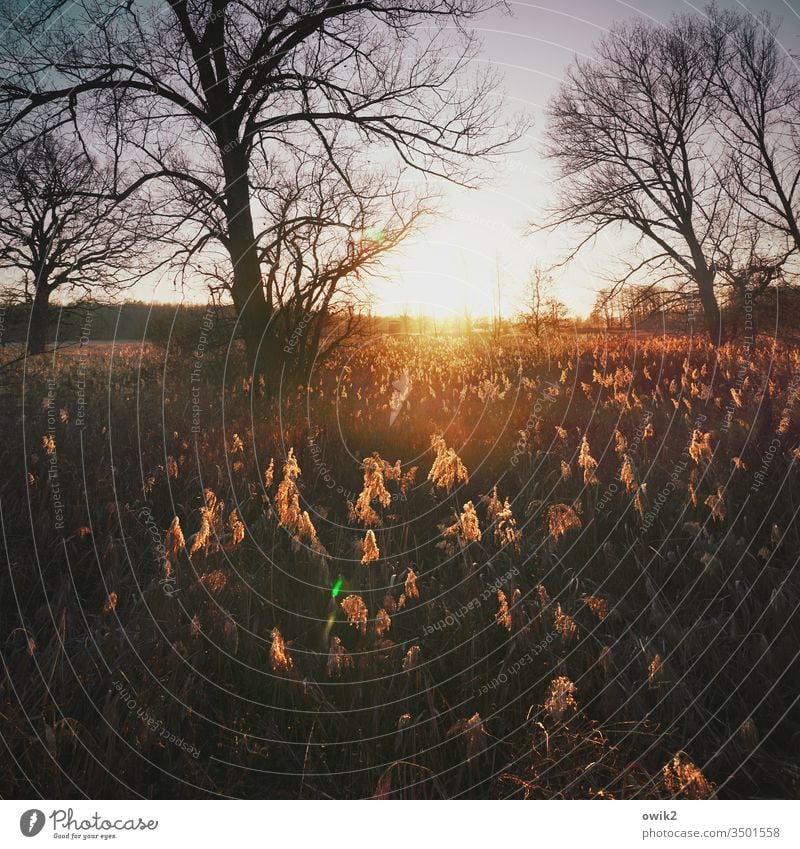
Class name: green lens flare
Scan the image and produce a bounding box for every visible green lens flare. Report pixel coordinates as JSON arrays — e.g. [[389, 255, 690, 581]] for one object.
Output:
[[331, 578, 343, 598], [364, 226, 384, 243]]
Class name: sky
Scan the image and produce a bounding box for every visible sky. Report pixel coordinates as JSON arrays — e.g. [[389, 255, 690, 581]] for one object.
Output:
[[141, 0, 800, 320], [366, 0, 800, 320]]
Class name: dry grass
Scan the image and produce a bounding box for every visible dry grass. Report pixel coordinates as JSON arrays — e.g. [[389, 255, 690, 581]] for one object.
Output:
[[1, 332, 799, 798]]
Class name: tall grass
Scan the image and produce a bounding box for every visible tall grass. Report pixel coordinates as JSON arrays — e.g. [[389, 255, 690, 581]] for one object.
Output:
[[1, 333, 798, 798]]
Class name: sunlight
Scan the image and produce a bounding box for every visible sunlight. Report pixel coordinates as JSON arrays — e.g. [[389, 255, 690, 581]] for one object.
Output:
[[373, 231, 512, 320]]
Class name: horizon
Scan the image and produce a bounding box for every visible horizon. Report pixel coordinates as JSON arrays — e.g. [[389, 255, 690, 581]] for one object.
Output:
[[120, 0, 800, 321]]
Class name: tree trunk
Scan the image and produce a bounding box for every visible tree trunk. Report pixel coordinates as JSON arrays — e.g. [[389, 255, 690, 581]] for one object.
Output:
[[221, 144, 274, 380], [695, 268, 723, 346], [27, 285, 50, 355]]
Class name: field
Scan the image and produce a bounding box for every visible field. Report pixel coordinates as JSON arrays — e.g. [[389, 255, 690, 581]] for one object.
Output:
[[1, 329, 799, 799]]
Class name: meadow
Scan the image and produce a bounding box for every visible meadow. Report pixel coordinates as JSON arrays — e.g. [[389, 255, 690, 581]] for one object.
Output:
[[1, 327, 799, 799]]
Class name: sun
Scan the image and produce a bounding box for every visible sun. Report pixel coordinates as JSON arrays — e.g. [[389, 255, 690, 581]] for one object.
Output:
[[370, 236, 504, 320]]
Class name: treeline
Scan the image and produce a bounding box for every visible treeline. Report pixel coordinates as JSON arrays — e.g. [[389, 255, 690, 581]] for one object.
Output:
[[0, 301, 433, 350], [587, 285, 800, 337], [0, 302, 234, 349]]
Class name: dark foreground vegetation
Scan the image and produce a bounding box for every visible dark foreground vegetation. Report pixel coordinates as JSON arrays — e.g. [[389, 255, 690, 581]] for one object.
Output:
[[1, 332, 799, 798]]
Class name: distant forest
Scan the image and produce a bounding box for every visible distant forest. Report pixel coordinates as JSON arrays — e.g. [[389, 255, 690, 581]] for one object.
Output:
[[0, 301, 497, 350], [0, 301, 233, 350], [3, 288, 800, 352]]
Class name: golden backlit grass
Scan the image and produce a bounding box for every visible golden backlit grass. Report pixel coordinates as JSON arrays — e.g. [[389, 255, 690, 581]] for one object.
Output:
[[1, 332, 799, 798]]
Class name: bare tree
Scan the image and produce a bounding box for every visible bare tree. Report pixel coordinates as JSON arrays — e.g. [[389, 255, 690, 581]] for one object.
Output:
[[589, 283, 691, 332], [588, 288, 616, 332], [237, 151, 425, 381], [521, 264, 557, 338], [545, 295, 568, 331], [707, 5, 800, 255], [542, 15, 732, 342], [0, 131, 145, 354], [543, 9, 800, 345], [491, 255, 503, 342], [1, 0, 519, 379], [710, 223, 789, 341]]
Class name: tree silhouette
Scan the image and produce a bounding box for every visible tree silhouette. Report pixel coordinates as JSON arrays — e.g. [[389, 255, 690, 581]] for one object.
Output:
[[182, 146, 426, 382], [542, 15, 730, 342], [0, 131, 146, 354], [1, 0, 519, 377], [541, 10, 798, 344], [707, 6, 800, 255]]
